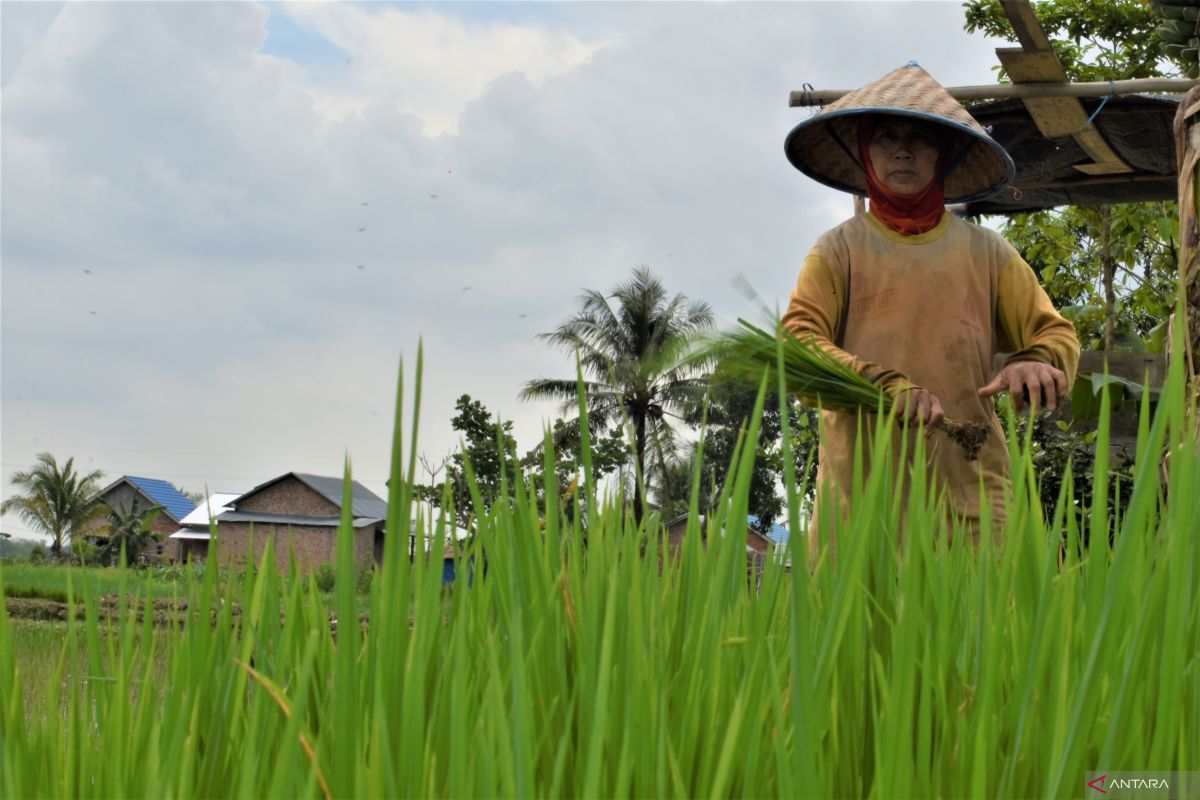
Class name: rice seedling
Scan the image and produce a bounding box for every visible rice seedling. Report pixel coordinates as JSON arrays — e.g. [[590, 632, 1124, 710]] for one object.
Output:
[[700, 318, 991, 459], [1, 341, 1197, 798]]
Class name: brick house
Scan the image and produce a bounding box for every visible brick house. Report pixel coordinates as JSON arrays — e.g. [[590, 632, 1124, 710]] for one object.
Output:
[[89, 476, 198, 561], [663, 513, 774, 556], [212, 473, 387, 574], [662, 513, 778, 587]]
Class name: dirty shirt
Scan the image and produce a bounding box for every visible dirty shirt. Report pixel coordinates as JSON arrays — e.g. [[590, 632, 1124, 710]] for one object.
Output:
[[782, 211, 1080, 535]]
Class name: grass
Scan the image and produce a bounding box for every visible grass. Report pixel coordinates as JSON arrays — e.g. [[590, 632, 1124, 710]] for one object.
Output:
[[1, 342, 1198, 797], [1, 563, 191, 603]]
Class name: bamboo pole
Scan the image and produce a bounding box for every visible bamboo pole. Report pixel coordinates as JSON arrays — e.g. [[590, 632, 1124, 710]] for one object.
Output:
[[1174, 86, 1200, 417], [790, 77, 1199, 107]]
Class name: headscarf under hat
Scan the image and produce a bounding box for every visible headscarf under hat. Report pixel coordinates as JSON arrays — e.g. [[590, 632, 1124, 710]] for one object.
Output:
[[856, 116, 949, 235]]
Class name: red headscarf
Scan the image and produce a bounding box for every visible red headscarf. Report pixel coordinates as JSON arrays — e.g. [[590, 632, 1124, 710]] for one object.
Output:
[[857, 117, 950, 236]]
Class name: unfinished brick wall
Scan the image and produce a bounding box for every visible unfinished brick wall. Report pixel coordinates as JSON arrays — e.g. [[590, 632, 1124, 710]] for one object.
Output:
[[234, 477, 340, 517], [215, 522, 380, 575]]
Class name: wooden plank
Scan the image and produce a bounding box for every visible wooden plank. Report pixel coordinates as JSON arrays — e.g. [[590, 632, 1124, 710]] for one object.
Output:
[[1022, 96, 1088, 138], [999, 0, 1055, 51], [996, 0, 1132, 174], [1073, 127, 1135, 174], [997, 48, 1067, 82]]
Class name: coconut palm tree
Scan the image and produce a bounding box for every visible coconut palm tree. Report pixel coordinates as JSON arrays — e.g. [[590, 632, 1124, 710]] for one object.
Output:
[[521, 266, 714, 523], [100, 500, 161, 567], [0, 453, 106, 558]]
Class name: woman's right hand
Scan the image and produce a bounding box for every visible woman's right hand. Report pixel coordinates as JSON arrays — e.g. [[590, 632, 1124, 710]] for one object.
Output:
[[894, 388, 944, 435]]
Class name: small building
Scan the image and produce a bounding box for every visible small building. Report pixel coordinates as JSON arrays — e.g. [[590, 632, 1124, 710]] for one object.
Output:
[[168, 492, 241, 564], [213, 472, 387, 575], [89, 476, 198, 561], [664, 513, 774, 556], [663, 513, 780, 588]]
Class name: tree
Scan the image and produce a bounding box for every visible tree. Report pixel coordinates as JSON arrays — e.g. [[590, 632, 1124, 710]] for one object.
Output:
[[997, 203, 1176, 351], [522, 417, 631, 523], [963, 0, 1167, 82], [657, 375, 821, 532], [521, 266, 715, 523], [100, 500, 162, 566], [418, 394, 522, 529], [963, 0, 1179, 353], [0, 453, 107, 558]]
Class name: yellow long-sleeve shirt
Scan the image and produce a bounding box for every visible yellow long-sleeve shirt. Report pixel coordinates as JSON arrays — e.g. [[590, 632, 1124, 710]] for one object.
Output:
[[782, 211, 1080, 541]]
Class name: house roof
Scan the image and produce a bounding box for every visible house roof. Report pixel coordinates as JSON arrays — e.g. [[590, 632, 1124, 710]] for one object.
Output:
[[748, 515, 790, 546], [169, 529, 211, 540], [178, 492, 241, 527], [99, 476, 197, 523], [233, 472, 388, 519], [962, 93, 1178, 216]]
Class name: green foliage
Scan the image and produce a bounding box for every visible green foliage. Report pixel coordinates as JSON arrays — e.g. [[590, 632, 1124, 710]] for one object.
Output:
[[962, 2, 1179, 354], [0, 453, 107, 558], [523, 417, 631, 522], [0, 537, 36, 561], [1001, 406, 1137, 535], [0, 562, 187, 602], [418, 394, 522, 528], [2, 354, 1198, 797], [994, 203, 1177, 350], [963, 0, 1172, 81], [658, 374, 820, 530], [313, 562, 336, 593], [522, 265, 715, 521], [99, 501, 162, 567]]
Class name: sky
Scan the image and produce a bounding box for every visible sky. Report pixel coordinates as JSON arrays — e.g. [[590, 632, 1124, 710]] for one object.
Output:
[[0, 1, 1010, 541]]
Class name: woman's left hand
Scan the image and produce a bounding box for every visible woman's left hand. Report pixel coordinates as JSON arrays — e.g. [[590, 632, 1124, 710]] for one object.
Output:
[[978, 360, 1068, 413]]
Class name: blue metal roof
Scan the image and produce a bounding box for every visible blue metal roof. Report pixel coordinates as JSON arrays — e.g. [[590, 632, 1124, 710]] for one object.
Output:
[[748, 515, 790, 546], [125, 476, 197, 523]]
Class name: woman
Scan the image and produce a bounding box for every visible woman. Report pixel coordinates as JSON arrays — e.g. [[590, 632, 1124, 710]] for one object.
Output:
[[781, 63, 1079, 549]]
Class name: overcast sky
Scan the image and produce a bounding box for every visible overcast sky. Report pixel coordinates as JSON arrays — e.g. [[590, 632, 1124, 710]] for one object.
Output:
[[1, 1, 1010, 540]]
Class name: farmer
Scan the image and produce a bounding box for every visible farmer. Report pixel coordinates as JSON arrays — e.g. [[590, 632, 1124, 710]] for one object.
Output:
[[780, 63, 1080, 549]]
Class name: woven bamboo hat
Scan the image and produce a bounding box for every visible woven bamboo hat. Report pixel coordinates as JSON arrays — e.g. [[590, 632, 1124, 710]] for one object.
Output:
[[784, 62, 1015, 204]]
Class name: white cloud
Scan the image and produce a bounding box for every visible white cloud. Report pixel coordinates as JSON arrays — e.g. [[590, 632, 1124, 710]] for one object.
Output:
[[2, 1, 1010, 536], [281, 3, 603, 134]]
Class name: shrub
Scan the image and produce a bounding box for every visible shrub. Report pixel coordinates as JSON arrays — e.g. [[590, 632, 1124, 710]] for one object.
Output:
[[312, 562, 336, 593]]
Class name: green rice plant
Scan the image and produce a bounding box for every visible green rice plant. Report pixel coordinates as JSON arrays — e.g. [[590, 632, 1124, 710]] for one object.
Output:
[[701, 318, 991, 459], [1, 335, 1198, 797]]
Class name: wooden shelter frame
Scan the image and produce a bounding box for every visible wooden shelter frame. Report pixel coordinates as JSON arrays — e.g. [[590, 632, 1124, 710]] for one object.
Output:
[[789, 0, 1200, 414]]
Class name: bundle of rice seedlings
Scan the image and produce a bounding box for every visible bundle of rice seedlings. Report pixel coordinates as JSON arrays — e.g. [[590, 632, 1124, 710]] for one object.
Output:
[[702, 319, 990, 460]]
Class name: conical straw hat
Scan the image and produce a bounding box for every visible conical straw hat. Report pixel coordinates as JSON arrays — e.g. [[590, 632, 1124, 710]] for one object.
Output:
[[784, 62, 1015, 204]]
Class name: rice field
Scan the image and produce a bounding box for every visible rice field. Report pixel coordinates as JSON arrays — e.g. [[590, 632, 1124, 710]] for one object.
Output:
[[2, 353, 1198, 798]]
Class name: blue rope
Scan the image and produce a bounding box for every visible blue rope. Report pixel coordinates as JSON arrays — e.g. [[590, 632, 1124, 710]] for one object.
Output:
[[1083, 80, 1116, 129]]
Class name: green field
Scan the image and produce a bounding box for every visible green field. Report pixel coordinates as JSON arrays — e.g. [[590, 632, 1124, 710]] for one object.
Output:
[[2, 364, 1198, 798], [1, 563, 193, 604]]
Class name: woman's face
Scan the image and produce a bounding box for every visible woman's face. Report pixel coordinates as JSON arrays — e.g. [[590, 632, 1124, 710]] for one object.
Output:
[[867, 118, 942, 195]]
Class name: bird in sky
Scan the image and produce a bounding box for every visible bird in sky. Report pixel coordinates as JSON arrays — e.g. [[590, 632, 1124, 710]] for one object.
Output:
[[356, 227, 366, 232], [462, 286, 471, 291], [82, 268, 92, 274], [360, 202, 369, 207], [356, 265, 367, 271]]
